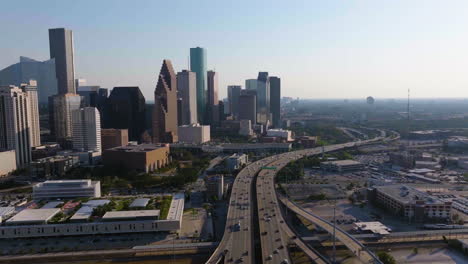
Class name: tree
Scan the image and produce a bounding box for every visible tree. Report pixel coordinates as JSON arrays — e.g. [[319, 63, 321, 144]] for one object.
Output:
[[377, 251, 396, 264]]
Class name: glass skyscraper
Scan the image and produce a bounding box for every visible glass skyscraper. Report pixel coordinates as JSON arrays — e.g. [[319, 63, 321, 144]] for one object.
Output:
[[190, 47, 207, 124]]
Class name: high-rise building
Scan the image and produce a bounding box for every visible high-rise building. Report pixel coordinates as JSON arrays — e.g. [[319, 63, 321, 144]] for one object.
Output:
[[103, 87, 146, 142], [245, 79, 257, 90], [49, 28, 75, 95], [101, 129, 128, 151], [218, 100, 226, 122], [190, 47, 207, 124], [22, 81, 41, 147], [269, 76, 281, 128], [152, 60, 178, 143], [0, 85, 32, 167], [238, 93, 257, 125], [257, 72, 270, 124], [50, 93, 81, 144], [227, 85, 242, 119], [207, 70, 219, 126], [176, 70, 197, 125], [72, 107, 101, 152], [0, 56, 58, 105]]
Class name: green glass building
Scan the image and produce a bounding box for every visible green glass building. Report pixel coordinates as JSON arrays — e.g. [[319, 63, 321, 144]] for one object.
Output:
[[190, 47, 207, 124]]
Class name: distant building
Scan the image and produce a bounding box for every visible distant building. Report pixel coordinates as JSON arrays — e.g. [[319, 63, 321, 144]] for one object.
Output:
[[320, 160, 364, 172], [190, 47, 207, 124], [238, 93, 256, 125], [33, 180, 101, 200], [176, 70, 197, 125], [72, 107, 101, 152], [152, 60, 178, 143], [178, 124, 210, 144], [30, 155, 79, 178], [447, 136, 468, 149], [206, 175, 225, 200], [297, 136, 318, 148], [389, 152, 416, 168], [256, 72, 270, 124], [22, 81, 41, 147], [245, 79, 257, 90], [50, 93, 81, 145], [226, 153, 248, 171], [101, 129, 128, 150], [269, 76, 281, 128], [0, 56, 57, 104], [239, 120, 253, 136], [49, 28, 75, 94], [0, 85, 33, 167], [368, 185, 451, 222], [103, 144, 170, 173], [0, 150, 16, 177], [207, 70, 219, 126], [266, 129, 292, 141], [227, 85, 241, 119], [103, 86, 146, 142], [31, 144, 61, 160]]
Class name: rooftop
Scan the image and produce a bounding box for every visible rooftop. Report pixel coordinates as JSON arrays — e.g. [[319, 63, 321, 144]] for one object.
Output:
[[129, 198, 150, 208], [167, 193, 184, 221], [0, 207, 15, 217], [82, 199, 110, 207], [376, 185, 445, 205], [6, 209, 60, 224], [107, 144, 168, 153], [354, 221, 391, 235], [102, 210, 160, 220], [321, 160, 362, 166], [41, 201, 63, 209], [70, 206, 94, 221]]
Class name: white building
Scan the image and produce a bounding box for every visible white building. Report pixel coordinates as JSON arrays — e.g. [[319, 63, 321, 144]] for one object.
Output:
[[0, 150, 16, 177], [33, 180, 101, 200], [176, 70, 197, 125], [72, 107, 101, 152], [178, 124, 210, 144], [226, 153, 248, 171], [50, 93, 81, 141], [22, 81, 41, 147], [266, 129, 292, 141], [239, 119, 253, 136], [0, 85, 32, 167], [6, 208, 61, 225]]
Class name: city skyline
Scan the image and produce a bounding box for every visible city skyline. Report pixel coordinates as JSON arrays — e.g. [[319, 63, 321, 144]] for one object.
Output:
[[4, 1, 468, 100]]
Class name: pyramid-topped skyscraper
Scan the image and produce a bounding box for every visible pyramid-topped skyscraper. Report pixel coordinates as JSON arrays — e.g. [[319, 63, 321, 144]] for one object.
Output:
[[152, 60, 178, 143]]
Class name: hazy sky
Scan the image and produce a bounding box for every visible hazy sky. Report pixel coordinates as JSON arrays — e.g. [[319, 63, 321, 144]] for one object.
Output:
[[2, 0, 468, 100]]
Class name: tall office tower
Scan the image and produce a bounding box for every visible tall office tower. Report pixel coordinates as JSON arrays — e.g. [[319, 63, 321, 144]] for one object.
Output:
[[0, 85, 32, 167], [152, 60, 178, 143], [0, 56, 57, 104], [257, 72, 270, 124], [245, 79, 258, 90], [227, 85, 242, 119], [207, 70, 219, 126], [190, 47, 207, 124], [49, 28, 75, 94], [269, 76, 281, 128], [72, 107, 101, 152], [21, 81, 41, 147], [50, 93, 81, 145], [218, 100, 226, 122], [223, 98, 230, 115], [103, 87, 146, 142], [176, 70, 197, 125], [238, 93, 257, 125]]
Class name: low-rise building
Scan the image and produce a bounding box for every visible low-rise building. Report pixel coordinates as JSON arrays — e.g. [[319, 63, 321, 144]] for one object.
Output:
[[226, 153, 248, 171], [0, 150, 16, 177], [32, 180, 101, 200], [102, 210, 160, 221], [320, 160, 364, 172], [0, 207, 15, 222], [239, 119, 253, 136], [368, 185, 452, 222], [6, 208, 61, 225], [129, 198, 150, 209], [31, 144, 61, 160], [206, 175, 224, 200], [101, 129, 129, 150], [103, 144, 170, 173], [178, 124, 210, 144], [30, 155, 79, 178], [266, 129, 292, 141], [297, 136, 318, 148]]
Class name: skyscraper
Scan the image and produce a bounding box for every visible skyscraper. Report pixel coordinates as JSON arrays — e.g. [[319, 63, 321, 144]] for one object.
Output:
[[49, 28, 75, 94], [207, 70, 219, 126], [227, 85, 242, 119], [238, 92, 257, 125], [22, 81, 41, 147], [0, 85, 32, 167], [50, 93, 81, 144], [176, 70, 197, 125], [72, 107, 101, 152], [245, 79, 257, 90], [257, 72, 270, 124], [103, 87, 146, 142], [269, 76, 281, 128], [152, 60, 178, 143], [190, 47, 207, 124], [0, 56, 57, 104]]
